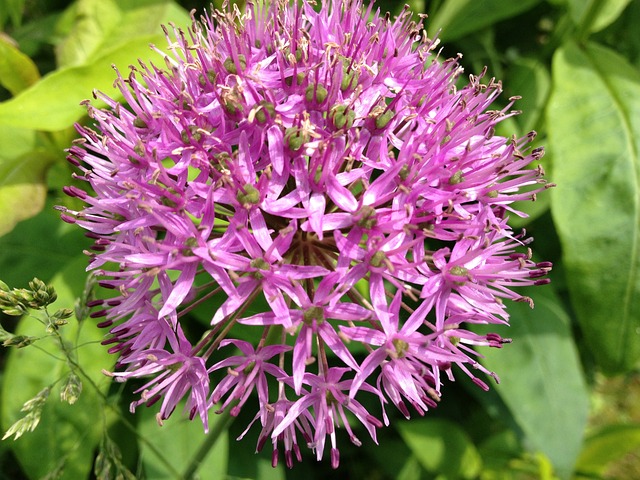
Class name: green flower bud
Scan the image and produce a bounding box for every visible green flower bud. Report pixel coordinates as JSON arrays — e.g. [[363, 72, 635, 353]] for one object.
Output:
[[284, 127, 308, 152], [181, 125, 202, 143], [449, 170, 464, 185], [223, 54, 247, 74], [449, 265, 469, 285], [370, 251, 387, 268], [256, 101, 276, 124], [134, 141, 145, 156], [303, 306, 325, 325], [392, 338, 409, 358], [182, 237, 199, 257], [341, 65, 359, 91], [374, 109, 394, 129], [305, 84, 328, 104], [250, 257, 271, 271], [221, 96, 244, 116], [237, 184, 261, 206], [356, 206, 377, 229], [133, 117, 147, 129], [249, 257, 270, 279], [329, 105, 355, 130], [399, 164, 410, 181], [0, 305, 26, 316]]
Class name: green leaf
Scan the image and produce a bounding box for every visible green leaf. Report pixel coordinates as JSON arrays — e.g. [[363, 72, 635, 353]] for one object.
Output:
[[0, 35, 40, 95], [55, 0, 123, 67], [0, 123, 36, 163], [364, 436, 414, 480], [0, 199, 90, 284], [10, 12, 63, 59], [568, 0, 632, 34], [396, 418, 482, 479], [473, 286, 589, 478], [575, 424, 640, 476], [1, 256, 113, 480], [111, 0, 191, 42], [548, 41, 640, 373], [0, 151, 56, 238], [429, 0, 542, 41], [396, 455, 422, 480], [225, 430, 286, 480], [0, 1, 190, 131], [55, 0, 190, 68], [477, 430, 522, 474], [506, 57, 551, 135], [138, 403, 228, 479], [502, 55, 552, 229], [0, 124, 57, 237], [0, 0, 26, 28], [0, 32, 177, 131]]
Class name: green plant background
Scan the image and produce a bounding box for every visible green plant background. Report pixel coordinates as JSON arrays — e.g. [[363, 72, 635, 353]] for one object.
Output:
[[0, 0, 638, 478]]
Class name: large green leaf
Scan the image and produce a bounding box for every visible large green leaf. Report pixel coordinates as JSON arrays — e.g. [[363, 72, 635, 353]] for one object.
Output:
[[55, 0, 123, 67], [0, 150, 55, 237], [0, 123, 58, 237], [473, 286, 589, 479], [0, 2, 187, 134], [225, 429, 287, 480], [0, 36, 40, 95], [396, 418, 482, 479], [568, 0, 632, 34], [138, 403, 229, 479], [55, 0, 190, 68], [1, 256, 113, 480], [0, 0, 25, 29], [0, 35, 166, 131], [506, 57, 551, 135], [575, 424, 640, 476], [0, 200, 90, 285], [111, 0, 191, 43], [548, 41, 640, 373], [428, 0, 541, 41]]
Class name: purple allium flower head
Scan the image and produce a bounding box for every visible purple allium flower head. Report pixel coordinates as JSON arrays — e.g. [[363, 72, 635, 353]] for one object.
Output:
[[61, 0, 552, 468]]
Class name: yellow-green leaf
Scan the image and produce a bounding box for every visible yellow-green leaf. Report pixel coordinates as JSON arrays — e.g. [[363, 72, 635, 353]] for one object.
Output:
[[396, 418, 482, 479], [0, 34, 171, 131], [0, 34, 40, 95]]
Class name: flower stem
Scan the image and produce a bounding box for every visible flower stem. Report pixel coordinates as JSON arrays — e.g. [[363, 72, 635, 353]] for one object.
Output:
[[50, 330, 184, 478], [181, 408, 235, 479]]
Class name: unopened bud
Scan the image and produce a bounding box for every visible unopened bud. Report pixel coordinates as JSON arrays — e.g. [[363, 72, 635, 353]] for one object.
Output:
[[3, 335, 36, 348], [236, 184, 261, 206], [284, 127, 308, 152], [374, 109, 394, 129], [305, 83, 328, 104], [329, 105, 355, 130], [223, 54, 247, 74], [60, 373, 83, 405]]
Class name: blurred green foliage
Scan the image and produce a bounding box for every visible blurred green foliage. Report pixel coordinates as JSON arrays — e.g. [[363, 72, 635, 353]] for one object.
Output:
[[0, 0, 639, 478]]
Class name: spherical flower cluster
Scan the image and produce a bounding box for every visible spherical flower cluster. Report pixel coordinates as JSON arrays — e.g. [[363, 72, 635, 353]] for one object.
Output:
[[60, 0, 552, 468]]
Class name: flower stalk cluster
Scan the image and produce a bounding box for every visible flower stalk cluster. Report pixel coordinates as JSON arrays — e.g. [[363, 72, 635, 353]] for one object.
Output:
[[60, 0, 551, 467], [0, 279, 82, 441]]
